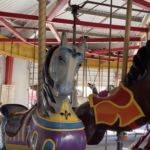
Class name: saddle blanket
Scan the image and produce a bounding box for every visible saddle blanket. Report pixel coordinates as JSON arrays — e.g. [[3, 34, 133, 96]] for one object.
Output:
[[89, 82, 145, 127]]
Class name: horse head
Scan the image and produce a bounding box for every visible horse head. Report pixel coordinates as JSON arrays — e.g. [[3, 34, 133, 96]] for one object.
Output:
[[49, 32, 85, 96], [41, 31, 86, 115]]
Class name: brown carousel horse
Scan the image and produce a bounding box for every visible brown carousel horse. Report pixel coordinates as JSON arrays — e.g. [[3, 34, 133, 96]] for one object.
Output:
[[76, 40, 150, 145]]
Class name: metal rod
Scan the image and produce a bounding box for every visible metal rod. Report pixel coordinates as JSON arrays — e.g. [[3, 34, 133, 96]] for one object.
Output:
[[121, 0, 133, 82], [79, 1, 150, 13], [82, 55, 85, 97], [73, 15, 76, 45], [85, 60, 87, 97], [38, 0, 46, 104], [116, 52, 120, 87], [105, 131, 108, 150], [98, 56, 100, 92], [108, 0, 112, 92], [31, 29, 36, 106], [84, 2, 127, 36]]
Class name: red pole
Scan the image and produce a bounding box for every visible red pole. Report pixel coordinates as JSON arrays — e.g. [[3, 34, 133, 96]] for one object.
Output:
[[5, 56, 14, 85]]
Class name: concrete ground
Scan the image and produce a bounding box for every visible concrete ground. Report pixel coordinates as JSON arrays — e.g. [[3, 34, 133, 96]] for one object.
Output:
[[86, 134, 148, 150]]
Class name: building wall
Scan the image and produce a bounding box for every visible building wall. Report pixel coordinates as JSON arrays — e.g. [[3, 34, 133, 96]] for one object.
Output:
[[0, 56, 30, 107], [0, 55, 6, 101], [12, 58, 30, 107]]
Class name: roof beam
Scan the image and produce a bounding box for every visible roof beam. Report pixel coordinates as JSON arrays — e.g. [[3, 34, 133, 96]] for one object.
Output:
[[0, 18, 27, 42], [86, 56, 133, 63], [0, 11, 148, 33], [50, 18, 148, 33], [47, 23, 61, 42], [0, 37, 140, 43], [47, 0, 69, 21], [66, 7, 142, 23], [89, 46, 139, 54], [47, 0, 68, 41], [123, 0, 150, 11], [0, 25, 120, 38], [0, 25, 68, 32], [68, 30, 121, 38]]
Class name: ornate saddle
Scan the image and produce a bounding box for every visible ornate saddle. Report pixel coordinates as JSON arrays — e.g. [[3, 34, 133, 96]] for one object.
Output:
[[89, 82, 145, 127], [1, 104, 31, 137]]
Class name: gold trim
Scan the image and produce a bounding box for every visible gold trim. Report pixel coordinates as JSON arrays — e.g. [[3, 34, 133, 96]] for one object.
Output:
[[26, 126, 30, 144], [32, 116, 84, 131], [36, 107, 81, 123], [13, 136, 16, 142], [6, 144, 28, 150], [22, 106, 37, 141], [6, 135, 8, 141], [41, 139, 55, 150], [89, 82, 145, 127], [30, 131, 38, 150], [17, 131, 20, 141]]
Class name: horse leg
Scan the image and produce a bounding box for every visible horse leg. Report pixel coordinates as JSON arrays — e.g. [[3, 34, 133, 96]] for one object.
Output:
[[87, 129, 106, 145], [84, 124, 97, 144]]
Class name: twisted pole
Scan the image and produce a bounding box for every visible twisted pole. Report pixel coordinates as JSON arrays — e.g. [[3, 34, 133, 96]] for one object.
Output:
[[38, 0, 46, 104], [121, 0, 132, 82]]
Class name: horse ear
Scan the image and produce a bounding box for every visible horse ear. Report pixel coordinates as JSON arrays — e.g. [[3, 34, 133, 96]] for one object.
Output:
[[78, 39, 86, 54], [61, 31, 68, 46]]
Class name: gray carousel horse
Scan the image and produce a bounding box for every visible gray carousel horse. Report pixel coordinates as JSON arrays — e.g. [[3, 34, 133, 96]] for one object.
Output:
[[0, 32, 86, 150]]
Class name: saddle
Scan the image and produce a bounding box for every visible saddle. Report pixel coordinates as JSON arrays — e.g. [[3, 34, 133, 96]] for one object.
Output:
[[89, 82, 145, 126], [1, 104, 32, 137]]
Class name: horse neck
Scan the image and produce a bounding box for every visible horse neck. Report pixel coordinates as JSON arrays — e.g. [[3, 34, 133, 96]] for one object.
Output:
[[142, 58, 150, 82], [49, 87, 75, 116]]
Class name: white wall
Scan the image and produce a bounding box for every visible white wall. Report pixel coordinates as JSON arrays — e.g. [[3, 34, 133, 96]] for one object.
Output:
[[12, 58, 30, 107], [0, 55, 6, 101]]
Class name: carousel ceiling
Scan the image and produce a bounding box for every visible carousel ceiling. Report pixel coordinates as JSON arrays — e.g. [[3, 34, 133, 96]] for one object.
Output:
[[0, 0, 149, 61]]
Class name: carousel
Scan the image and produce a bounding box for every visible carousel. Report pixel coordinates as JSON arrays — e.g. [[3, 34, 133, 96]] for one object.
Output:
[[0, 0, 150, 150]]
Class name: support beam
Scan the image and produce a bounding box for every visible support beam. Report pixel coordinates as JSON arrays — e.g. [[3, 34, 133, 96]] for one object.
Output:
[[66, 7, 142, 23], [47, 0, 69, 21], [103, 53, 123, 59], [86, 56, 133, 63], [0, 25, 119, 38], [5, 56, 14, 85], [85, 56, 114, 62], [89, 46, 139, 54], [47, 23, 61, 42], [0, 18, 27, 42], [0, 11, 148, 33], [50, 18, 148, 33], [122, 0, 132, 82], [0, 25, 68, 32], [123, 0, 150, 11], [47, 0, 68, 41], [0, 37, 140, 43], [68, 30, 120, 38]]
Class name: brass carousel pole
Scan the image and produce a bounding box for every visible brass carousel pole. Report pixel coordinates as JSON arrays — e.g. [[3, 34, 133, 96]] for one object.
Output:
[[82, 57, 85, 97], [98, 56, 100, 92], [115, 52, 120, 87], [121, 0, 133, 82], [38, 0, 46, 104], [118, 0, 132, 150]]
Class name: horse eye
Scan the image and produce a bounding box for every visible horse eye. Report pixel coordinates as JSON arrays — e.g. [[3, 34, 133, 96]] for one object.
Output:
[[58, 56, 63, 60], [79, 64, 82, 67]]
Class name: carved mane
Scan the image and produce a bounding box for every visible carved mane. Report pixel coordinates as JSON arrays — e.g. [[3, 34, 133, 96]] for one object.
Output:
[[125, 41, 150, 87], [39, 46, 58, 117]]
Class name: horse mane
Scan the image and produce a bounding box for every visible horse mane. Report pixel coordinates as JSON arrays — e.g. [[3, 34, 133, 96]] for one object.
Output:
[[39, 46, 59, 117], [124, 40, 150, 87]]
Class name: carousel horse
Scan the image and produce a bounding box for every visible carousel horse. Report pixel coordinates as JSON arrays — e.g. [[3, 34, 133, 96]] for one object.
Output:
[[0, 32, 86, 150], [76, 40, 150, 145]]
